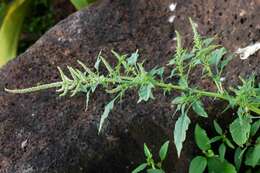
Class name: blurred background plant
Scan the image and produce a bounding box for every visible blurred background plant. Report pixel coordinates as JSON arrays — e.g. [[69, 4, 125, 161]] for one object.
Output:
[[0, 0, 95, 67]]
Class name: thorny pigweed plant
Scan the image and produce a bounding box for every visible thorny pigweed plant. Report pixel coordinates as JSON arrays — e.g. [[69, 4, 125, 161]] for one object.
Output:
[[132, 141, 169, 173], [5, 18, 260, 159]]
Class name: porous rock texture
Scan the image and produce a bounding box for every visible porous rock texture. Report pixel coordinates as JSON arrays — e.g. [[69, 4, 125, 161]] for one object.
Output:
[[0, 0, 260, 172]]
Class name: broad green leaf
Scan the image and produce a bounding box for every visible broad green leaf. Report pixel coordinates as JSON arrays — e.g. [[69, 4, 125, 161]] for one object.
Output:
[[147, 169, 165, 173], [159, 141, 169, 161], [213, 120, 223, 135], [138, 83, 154, 103], [144, 143, 152, 158], [0, 3, 8, 27], [245, 145, 260, 167], [127, 50, 139, 65], [219, 143, 226, 162], [132, 163, 147, 173], [174, 113, 191, 157], [98, 98, 116, 133], [189, 156, 207, 173], [195, 124, 211, 151], [208, 157, 237, 173], [192, 100, 208, 117], [209, 47, 227, 66], [250, 119, 260, 137], [229, 117, 251, 146], [234, 147, 246, 171], [70, 0, 95, 10], [0, 0, 31, 67]]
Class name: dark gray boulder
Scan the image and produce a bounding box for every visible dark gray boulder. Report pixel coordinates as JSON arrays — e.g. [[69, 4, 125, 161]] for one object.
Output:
[[0, 0, 259, 172]]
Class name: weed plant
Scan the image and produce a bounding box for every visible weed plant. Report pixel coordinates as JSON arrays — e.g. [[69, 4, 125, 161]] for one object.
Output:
[[5, 18, 260, 172]]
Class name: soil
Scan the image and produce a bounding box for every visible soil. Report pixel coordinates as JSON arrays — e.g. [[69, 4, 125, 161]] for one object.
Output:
[[0, 0, 259, 173]]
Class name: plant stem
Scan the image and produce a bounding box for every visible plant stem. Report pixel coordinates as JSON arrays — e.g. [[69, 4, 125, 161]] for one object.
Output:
[[5, 82, 62, 94], [5, 75, 260, 115]]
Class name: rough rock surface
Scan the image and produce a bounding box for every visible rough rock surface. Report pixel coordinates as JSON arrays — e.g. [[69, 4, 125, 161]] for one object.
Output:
[[0, 0, 260, 172]]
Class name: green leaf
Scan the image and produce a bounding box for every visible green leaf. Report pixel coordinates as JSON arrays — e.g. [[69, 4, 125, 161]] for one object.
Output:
[[98, 98, 116, 133], [171, 96, 186, 105], [209, 47, 227, 66], [147, 169, 165, 173], [189, 156, 207, 173], [138, 83, 154, 103], [234, 147, 246, 171], [70, 0, 95, 10], [94, 57, 101, 71], [0, 0, 32, 67], [159, 141, 169, 161], [144, 143, 152, 158], [219, 143, 226, 162], [245, 145, 260, 167], [208, 157, 237, 173], [209, 136, 222, 144], [192, 100, 208, 117], [195, 124, 211, 151], [229, 117, 251, 146], [150, 67, 164, 78], [220, 55, 233, 71], [224, 138, 235, 149], [127, 50, 139, 65], [213, 120, 223, 135], [132, 163, 147, 173], [250, 119, 260, 137], [203, 37, 215, 47], [174, 113, 191, 157]]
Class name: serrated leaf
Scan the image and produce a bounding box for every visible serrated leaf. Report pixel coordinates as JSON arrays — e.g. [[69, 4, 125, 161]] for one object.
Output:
[[98, 98, 116, 133], [213, 120, 223, 135], [192, 100, 208, 117], [245, 145, 260, 167], [219, 143, 226, 162], [195, 124, 211, 151], [250, 119, 260, 137], [127, 50, 139, 65], [229, 117, 251, 146], [207, 157, 237, 173], [174, 113, 191, 157], [132, 163, 147, 173], [159, 141, 169, 161], [189, 156, 207, 173], [144, 143, 152, 158], [138, 83, 154, 103]]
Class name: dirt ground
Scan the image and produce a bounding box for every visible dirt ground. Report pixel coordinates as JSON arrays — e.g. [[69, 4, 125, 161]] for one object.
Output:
[[0, 0, 259, 172]]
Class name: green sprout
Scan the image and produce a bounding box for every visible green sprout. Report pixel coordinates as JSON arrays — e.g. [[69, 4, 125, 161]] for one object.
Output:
[[132, 141, 169, 173], [5, 19, 260, 158]]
